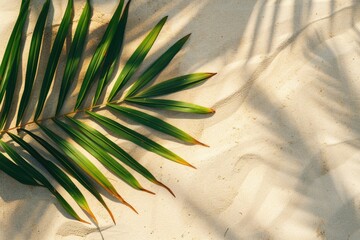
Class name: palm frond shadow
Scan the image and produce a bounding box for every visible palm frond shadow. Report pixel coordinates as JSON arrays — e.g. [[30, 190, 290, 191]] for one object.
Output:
[[213, 4, 360, 239], [81, 1, 360, 238], [99, 2, 360, 239]]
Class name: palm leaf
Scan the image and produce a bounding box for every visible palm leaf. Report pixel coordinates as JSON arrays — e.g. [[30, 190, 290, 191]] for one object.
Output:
[[135, 73, 216, 98], [0, 151, 40, 186], [0, 0, 215, 224], [0, 46, 21, 129], [124, 34, 191, 98], [17, 0, 51, 125], [65, 116, 175, 196], [126, 98, 215, 114], [56, 0, 92, 115], [86, 111, 195, 168], [108, 16, 167, 101], [0, 139, 88, 223], [0, 1, 29, 129], [37, 123, 136, 213], [54, 118, 153, 194], [8, 133, 97, 223], [0, 0, 30, 89], [20, 128, 116, 223], [34, 0, 74, 120], [107, 104, 207, 146], [75, 0, 125, 110], [93, 0, 130, 105]]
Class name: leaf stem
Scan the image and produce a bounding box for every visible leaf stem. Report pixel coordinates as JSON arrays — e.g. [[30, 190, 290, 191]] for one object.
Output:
[[1, 99, 123, 134]]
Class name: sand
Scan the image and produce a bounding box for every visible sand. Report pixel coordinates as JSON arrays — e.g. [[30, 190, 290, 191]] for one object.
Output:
[[1, 0, 360, 239]]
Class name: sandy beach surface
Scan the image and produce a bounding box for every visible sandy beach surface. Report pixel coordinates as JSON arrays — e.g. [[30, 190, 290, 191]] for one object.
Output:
[[1, 0, 360, 239]]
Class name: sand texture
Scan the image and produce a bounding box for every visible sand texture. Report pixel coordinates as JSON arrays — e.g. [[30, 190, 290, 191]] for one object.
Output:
[[1, 0, 360, 239]]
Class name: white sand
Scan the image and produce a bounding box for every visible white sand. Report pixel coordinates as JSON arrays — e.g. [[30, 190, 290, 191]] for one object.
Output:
[[1, 0, 360, 239]]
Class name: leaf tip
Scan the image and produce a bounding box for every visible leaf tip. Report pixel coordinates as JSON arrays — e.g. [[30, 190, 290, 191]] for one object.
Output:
[[162, 16, 168, 22], [155, 181, 176, 197], [183, 160, 196, 169], [184, 33, 192, 40], [85, 208, 98, 225], [79, 218, 91, 224], [123, 200, 138, 214], [103, 204, 116, 224], [141, 188, 155, 195], [195, 140, 209, 147], [176, 156, 196, 169], [208, 72, 217, 77], [115, 193, 138, 214], [189, 164, 197, 169]]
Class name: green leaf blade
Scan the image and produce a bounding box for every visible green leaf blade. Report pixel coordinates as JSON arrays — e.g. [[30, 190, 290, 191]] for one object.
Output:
[[54, 118, 151, 195], [127, 98, 215, 114], [0, 138, 88, 223], [0, 138, 51, 185], [38, 123, 132, 208], [17, 0, 51, 126], [21, 128, 116, 223], [8, 133, 97, 223], [87, 111, 195, 168], [0, 151, 40, 186], [74, 0, 125, 110], [34, 0, 74, 120], [0, 1, 29, 120], [125, 34, 191, 98], [93, 0, 131, 105], [107, 16, 168, 101], [0, 0, 30, 87], [52, 190, 90, 224], [135, 73, 216, 98], [56, 0, 92, 115], [0, 46, 21, 129], [66, 116, 175, 196], [107, 104, 207, 146]]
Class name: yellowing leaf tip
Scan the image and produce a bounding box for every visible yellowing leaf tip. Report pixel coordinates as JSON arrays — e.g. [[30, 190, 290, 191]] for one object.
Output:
[[155, 181, 176, 198], [195, 139, 209, 147], [142, 188, 155, 195]]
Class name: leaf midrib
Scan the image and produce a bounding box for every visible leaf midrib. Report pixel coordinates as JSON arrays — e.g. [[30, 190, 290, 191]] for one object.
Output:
[[1, 98, 126, 135]]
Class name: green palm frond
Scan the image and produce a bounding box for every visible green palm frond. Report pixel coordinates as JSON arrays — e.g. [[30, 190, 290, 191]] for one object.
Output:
[[0, 0, 216, 224]]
